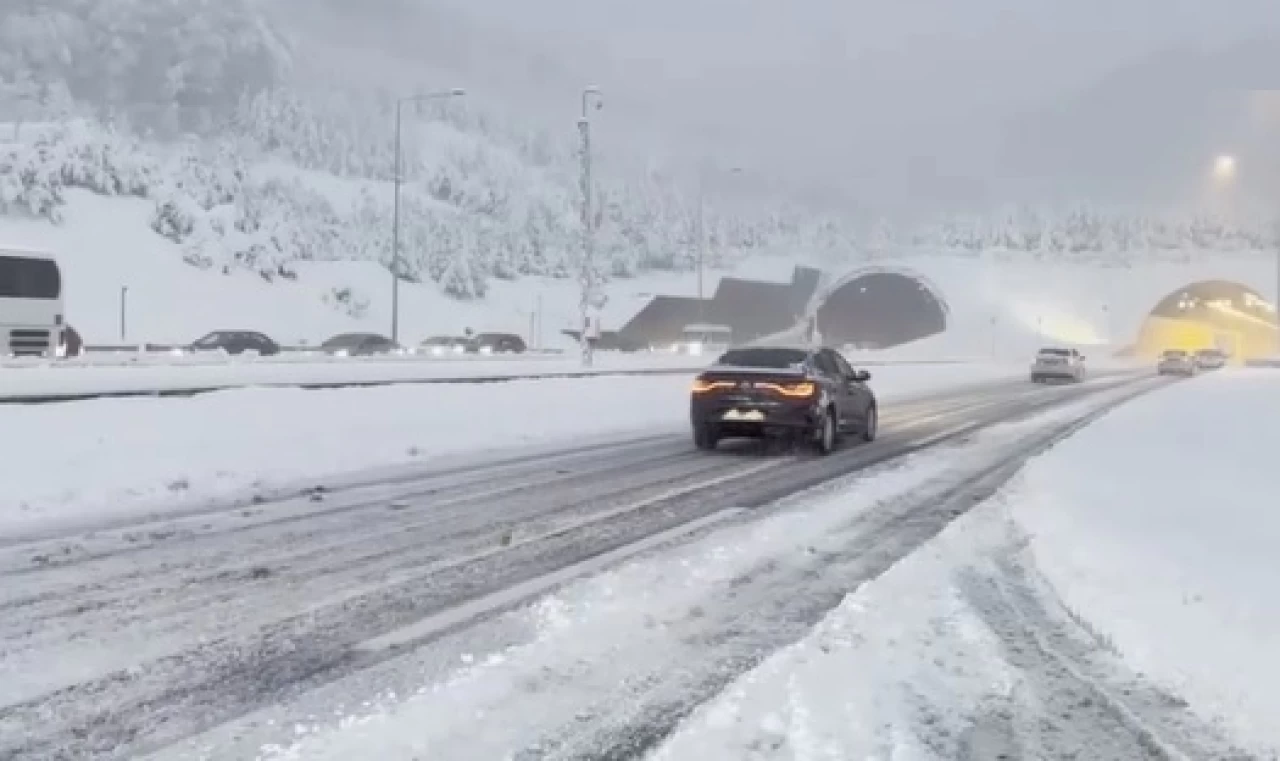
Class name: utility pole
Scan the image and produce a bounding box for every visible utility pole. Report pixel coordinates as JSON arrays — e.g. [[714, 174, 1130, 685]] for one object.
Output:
[[119, 286, 128, 342], [578, 85, 603, 366], [390, 88, 466, 345]]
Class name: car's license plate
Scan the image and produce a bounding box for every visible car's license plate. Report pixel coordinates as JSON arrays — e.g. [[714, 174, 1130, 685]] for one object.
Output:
[[722, 409, 765, 421]]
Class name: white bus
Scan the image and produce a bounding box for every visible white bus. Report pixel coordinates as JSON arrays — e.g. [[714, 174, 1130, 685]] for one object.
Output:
[[0, 247, 64, 358]]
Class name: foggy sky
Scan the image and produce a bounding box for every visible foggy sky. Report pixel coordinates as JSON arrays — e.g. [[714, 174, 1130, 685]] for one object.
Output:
[[304, 0, 1280, 216]]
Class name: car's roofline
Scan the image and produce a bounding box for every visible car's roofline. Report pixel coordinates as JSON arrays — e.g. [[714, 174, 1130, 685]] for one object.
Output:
[[702, 364, 809, 375]]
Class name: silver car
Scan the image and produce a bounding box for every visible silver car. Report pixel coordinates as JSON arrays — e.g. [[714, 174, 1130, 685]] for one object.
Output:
[[1030, 347, 1086, 383], [1193, 348, 1227, 370], [1157, 349, 1197, 376]]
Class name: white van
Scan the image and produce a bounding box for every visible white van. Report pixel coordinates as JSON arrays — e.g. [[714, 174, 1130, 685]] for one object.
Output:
[[0, 247, 64, 358], [675, 323, 733, 357]]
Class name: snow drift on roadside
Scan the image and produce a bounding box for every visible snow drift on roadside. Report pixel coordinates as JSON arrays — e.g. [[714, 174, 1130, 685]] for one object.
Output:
[[0, 363, 1020, 539], [1012, 369, 1280, 756]]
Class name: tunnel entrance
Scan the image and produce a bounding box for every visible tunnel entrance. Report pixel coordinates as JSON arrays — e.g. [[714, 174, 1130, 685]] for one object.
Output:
[[815, 270, 949, 349], [1136, 280, 1276, 360]]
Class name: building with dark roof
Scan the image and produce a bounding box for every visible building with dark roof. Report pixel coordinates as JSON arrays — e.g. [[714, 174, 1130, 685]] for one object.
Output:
[[620, 266, 821, 347]]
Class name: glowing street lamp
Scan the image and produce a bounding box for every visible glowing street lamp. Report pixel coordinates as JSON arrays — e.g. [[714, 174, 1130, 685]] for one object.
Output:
[[1212, 154, 1237, 182]]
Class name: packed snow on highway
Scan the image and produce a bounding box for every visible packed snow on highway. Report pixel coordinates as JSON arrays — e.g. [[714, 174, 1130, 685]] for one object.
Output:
[[1, 362, 1278, 760]]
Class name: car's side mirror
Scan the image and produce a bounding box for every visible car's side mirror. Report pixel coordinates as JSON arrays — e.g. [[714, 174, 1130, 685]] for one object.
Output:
[[852, 369, 871, 382]]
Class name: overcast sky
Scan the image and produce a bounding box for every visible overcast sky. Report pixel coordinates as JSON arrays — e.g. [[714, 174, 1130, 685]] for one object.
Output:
[[311, 1, 1280, 216]]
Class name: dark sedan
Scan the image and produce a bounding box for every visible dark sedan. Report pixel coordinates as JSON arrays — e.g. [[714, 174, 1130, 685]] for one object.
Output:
[[190, 330, 280, 356], [321, 332, 399, 357], [689, 345, 878, 454]]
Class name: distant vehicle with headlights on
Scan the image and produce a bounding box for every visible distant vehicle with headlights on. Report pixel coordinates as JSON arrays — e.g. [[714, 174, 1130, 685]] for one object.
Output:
[[1157, 349, 1197, 376], [467, 332, 527, 355], [1193, 347, 1227, 370], [419, 336, 469, 356], [689, 345, 877, 454], [1030, 346, 1086, 383], [321, 332, 399, 357], [673, 323, 732, 357]]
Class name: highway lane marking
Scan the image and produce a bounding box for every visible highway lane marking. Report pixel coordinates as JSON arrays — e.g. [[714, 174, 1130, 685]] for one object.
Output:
[[354, 507, 748, 653]]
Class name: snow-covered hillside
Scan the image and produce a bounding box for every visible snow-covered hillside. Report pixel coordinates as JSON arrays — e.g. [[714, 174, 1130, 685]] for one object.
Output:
[[2, 1, 1278, 350]]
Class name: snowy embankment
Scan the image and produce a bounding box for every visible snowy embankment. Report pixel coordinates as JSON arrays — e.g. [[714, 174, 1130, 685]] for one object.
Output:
[[656, 368, 1280, 759], [1013, 369, 1280, 756], [0, 363, 1022, 540], [0, 351, 712, 401]]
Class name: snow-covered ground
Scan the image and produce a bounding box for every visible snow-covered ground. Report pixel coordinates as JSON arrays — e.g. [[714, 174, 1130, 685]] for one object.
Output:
[[0, 362, 1023, 540], [655, 367, 1280, 759], [241, 379, 1148, 761], [5, 191, 1277, 360], [0, 350, 711, 400], [1013, 368, 1280, 756]]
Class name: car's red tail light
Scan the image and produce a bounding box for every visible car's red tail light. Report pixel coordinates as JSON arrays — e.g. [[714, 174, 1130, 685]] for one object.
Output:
[[759, 381, 817, 398], [692, 378, 735, 393]]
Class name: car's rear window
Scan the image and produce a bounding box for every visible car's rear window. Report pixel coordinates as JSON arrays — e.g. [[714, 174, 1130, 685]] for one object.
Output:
[[1038, 348, 1070, 356], [716, 348, 809, 368], [1162, 350, 1187, 358]]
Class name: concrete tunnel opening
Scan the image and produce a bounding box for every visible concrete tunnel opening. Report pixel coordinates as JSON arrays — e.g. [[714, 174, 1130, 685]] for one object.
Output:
[[814, 271, 949, 349], [1135, 280, 1277, 360]]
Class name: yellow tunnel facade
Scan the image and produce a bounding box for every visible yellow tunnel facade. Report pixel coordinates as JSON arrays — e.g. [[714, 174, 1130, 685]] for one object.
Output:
[[1135, 313, 1272, 361]]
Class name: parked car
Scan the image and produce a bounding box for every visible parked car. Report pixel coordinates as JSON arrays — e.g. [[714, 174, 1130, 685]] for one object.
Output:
[[321, 332, 399, 357], [1030, 347, 1087, 383], [1157, 349, 1197, 376], [419, 336, 469, 356], [467, 332, 527, 354], [190, 330, 281, 356]]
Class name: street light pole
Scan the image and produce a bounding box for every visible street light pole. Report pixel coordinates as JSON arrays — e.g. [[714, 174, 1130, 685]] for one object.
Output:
[[390, 88, 466, 345], [578, 85, 603, 367]]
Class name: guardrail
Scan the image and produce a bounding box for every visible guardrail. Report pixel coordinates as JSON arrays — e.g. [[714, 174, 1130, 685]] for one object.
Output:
[[0, 358, 967, 406], [1245, 357, 1280, 368]]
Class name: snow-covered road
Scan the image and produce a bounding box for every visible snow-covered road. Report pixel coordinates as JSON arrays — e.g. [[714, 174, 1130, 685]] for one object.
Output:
[[0, 368, 1161, 760], [0, 362, 1026, 540]]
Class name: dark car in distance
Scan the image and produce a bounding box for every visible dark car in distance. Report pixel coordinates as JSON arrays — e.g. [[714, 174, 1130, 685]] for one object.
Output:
[[690, 345, 878, 455], [191, 330, 280, 356], [467, 332, 527, 354], [321, 332, 399, 357]]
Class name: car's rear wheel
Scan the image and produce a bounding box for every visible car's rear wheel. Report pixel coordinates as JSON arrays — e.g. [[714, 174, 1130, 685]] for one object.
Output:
[[693, 423, 720, 451], [861, 404, 878, 442], [811, 407, 839, 455]]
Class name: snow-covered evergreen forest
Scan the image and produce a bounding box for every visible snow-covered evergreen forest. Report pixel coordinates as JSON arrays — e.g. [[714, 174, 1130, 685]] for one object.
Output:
[[1, 0, 1276, 305]]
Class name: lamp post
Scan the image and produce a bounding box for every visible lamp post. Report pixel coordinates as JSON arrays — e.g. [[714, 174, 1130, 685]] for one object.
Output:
[[390, 87, 466, 345], [578, 85, 603, 366]]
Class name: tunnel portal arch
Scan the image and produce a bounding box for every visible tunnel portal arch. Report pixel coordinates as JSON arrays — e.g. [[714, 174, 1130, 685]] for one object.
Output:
[[810, 266, 950, 349], [1137, 279, 1276, 359]]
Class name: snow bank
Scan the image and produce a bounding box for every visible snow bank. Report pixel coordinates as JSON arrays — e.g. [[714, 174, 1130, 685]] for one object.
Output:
[[0, 363, 1021, 539], [651, 473, 1018, 761], [1013, 368, 1280, 756], [0, 351, 710, 399]]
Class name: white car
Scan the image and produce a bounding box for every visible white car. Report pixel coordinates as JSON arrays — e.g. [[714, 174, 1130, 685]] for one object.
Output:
[[1193, 348, 1227, 370], [1030, 347, 1086, 383], [1157, 349, 1198, 376]]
